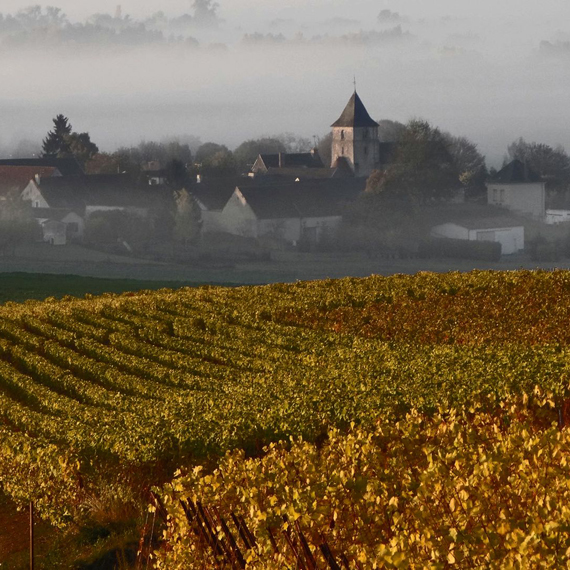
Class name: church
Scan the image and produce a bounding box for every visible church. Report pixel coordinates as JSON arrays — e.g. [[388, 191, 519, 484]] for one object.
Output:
[[251, 90, 393, 180], [330, 90, 390, 177]]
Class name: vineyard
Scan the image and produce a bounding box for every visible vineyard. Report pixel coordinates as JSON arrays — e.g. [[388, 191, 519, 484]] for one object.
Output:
[[1, 270, 570, 566]]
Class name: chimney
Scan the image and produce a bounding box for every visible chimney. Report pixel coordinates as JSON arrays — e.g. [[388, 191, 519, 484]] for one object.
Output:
[[196, 174, 202, 184], [35, 174, 40, 185], [278, 152, 285, 168]]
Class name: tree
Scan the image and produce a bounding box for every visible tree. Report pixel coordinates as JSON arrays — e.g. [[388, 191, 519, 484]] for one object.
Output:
[[233, 137, 286, 170], [318, 132, 332, 166], [42, 114, 72, 157], [165, 158, 189, 188], [84, 152, 121, 175], [507, 138, 570, 191], [65, 132, 99, 166], [173, 189, 202, 245], [445, 134, 487, 195], [377, 119, 406, 142], [368, 119, 459, 204], [195, 142, 230, 164], [0, 190, 41, 256], [192, 0, 220, 27]]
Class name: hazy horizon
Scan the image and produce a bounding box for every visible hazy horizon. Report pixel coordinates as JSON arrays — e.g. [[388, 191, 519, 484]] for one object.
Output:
[[1, 1, 569, 167]]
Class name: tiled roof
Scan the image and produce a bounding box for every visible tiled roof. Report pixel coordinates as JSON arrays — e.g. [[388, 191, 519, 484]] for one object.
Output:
[[36, 174, 171, 213], [235, 178, 365, 220], [258, 152, 324, 169], [491, 159, 542, 184], [0, 166, 58, 196], [0, 157, 84, 176]]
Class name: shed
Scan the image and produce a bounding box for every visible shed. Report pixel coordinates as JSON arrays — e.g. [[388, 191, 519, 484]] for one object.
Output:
[[431, 218, 525, 254]]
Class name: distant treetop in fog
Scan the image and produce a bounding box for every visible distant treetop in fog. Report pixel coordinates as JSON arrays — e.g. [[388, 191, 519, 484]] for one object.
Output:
[[0, 2, 224, 49]]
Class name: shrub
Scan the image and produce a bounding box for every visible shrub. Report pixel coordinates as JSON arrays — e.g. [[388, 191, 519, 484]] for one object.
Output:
[[418, 237, 501, 261]]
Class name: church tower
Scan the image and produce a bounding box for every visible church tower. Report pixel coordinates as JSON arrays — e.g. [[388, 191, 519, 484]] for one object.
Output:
[[331, 91, 380, 177]]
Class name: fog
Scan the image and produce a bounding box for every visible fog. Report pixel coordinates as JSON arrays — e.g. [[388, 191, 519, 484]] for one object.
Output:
[[1, 1, 570, 166]]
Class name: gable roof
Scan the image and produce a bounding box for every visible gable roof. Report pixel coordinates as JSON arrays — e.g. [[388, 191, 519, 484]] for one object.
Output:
[[331, 91, 380, 128], [234, 178, 365, 220], [189, 176, 257, 211], [35, 174, 171, 213], [491, 159, 542, 184], [258, 152, 324, 170], [0, 166, 59, 197], [0, 157, 84, 176]]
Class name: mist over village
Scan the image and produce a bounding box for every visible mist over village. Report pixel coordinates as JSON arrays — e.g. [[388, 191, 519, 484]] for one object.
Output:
[[2, 1, 570, 568]]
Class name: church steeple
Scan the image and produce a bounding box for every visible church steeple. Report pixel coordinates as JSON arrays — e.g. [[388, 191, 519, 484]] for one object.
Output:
[[331, 91, 380, 129], [330, 91, 380, 177]]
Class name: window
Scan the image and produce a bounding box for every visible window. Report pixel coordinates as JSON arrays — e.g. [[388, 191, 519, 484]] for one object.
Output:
[[341, 146, 345, 155], [499, 188, 505, 203], [341, 130, 345, 140], [493, 189, 498, 202]]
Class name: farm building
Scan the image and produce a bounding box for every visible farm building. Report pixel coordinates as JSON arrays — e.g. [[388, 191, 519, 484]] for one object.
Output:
[[430, 218, 525, 255]]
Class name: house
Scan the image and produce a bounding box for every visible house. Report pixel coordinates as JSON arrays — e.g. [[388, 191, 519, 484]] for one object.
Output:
[[22, 174, 163, 218], [0, 165, 61, 201], [487, 159, 545, 219], [216, 178, 365, 244], [189, 176, 257, 234], [431, 217, 525, 254], [251, 149, 325, 175], [21, 174, 173, 242]]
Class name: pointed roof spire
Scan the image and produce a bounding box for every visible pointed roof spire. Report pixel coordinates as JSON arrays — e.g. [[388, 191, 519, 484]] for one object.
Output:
[[331, 92, 379, 128]]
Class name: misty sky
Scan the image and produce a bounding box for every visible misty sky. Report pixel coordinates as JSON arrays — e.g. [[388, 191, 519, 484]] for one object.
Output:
[[1, 1, 570, 166]]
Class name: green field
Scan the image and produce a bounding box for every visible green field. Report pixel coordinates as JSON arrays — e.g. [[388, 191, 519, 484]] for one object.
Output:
[[1, 270, 570, 567], [0, 272, 234, 304]]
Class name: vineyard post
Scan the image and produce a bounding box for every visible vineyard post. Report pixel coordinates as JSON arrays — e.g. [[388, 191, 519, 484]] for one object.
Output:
[[29, 500, 34, 570]]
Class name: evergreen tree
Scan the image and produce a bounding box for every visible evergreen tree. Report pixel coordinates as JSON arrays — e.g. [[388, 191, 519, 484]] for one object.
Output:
[[42, 114, 72, 157]]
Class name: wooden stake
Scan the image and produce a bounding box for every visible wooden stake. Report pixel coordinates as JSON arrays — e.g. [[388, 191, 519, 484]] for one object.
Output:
[[29, 501, 34, 570]]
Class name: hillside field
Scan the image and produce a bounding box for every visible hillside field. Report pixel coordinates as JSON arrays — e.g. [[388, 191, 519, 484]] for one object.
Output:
[[1, 270, 570, 567]]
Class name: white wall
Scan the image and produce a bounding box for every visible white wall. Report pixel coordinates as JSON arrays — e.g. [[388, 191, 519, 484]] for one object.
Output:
[[431, 223, 524, 254], [218, 190, 258, 237], [85, 205, 148, 218], [468, 226, 524, 254], [487, 182, 545, 218], [21, 181, 49, 208], [545, 209, 570, 225]]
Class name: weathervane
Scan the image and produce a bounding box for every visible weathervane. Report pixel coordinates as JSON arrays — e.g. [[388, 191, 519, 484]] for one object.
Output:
[[353, 75, 357, 92]]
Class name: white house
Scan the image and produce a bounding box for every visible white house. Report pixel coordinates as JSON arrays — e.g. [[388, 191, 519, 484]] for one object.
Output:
[[215, 179, 364, 245], [431, 218, 525, 255], [487, 159, 545, 219]]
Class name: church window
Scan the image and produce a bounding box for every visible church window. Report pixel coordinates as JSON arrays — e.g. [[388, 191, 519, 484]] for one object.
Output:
[[341, 130, 345, 140], [341, 146, 345, 155]]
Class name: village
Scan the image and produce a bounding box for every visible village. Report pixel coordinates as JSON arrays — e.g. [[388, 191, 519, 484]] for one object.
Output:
[[0, 90, 568, 275]]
